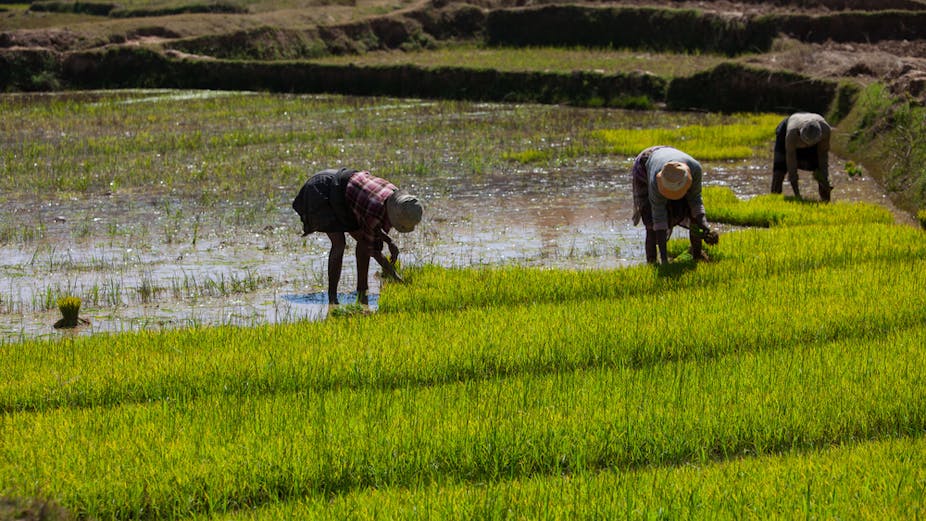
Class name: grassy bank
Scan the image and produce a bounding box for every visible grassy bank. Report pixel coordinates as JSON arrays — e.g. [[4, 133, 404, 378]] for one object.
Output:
[[835, 83, 926, 216]]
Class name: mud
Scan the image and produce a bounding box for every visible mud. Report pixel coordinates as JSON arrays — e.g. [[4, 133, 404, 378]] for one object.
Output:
[[0, 102, 903, 344]]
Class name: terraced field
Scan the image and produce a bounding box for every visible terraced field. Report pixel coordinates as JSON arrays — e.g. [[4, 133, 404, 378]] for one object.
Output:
[[2, 0, 926, 519]]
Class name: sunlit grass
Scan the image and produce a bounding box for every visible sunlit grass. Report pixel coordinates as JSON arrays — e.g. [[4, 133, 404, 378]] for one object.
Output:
[[703, 185, 894, 227], [504, 112, 784, 163], [204, 435, 926, 519], [590, 113, 784, 160], [1, 91, 924, 519]]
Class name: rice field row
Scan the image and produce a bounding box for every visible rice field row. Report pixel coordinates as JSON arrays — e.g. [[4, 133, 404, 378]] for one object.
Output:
[[208, 434, 926, 519], [2, 316, 925, 517], [308, 44, 730, 78], [3, 198, 926, 517]]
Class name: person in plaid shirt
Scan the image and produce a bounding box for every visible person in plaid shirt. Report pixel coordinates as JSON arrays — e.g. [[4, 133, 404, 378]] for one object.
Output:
[[293, 168, 423, 305]]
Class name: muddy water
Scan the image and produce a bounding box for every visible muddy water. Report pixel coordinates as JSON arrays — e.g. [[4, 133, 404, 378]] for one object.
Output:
[[0, 102, 906, 343]]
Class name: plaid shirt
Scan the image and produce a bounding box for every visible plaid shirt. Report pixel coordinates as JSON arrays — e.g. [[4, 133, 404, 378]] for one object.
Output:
[[345, 171, 396, 244]]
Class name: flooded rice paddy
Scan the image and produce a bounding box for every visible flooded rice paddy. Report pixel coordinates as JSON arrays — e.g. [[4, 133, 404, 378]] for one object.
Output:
[[0, 90, 903, 342]]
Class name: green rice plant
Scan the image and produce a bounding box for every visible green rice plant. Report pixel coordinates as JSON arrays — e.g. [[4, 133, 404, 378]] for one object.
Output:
[[3, 228, 926, 412], [0, 92, 778, 198], [202, 436, 926, 520], [501, 149, 552, 163], [381, 220, 923, 314], [845, 160, 864, 178], [589, 113, 785, 160], [328, 302, 367, 319], [702, 186, 894, 227], [2, 205, 926, 517], [1, 323, 925, 518], [53, 295, 82, 328], [918, 209, 926, 230]]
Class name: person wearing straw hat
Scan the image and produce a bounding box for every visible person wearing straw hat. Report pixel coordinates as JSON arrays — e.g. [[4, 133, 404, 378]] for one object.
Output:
[[631, 146, 718, 265], [293, 167, 423, 305], [771, 112, 832, 201]]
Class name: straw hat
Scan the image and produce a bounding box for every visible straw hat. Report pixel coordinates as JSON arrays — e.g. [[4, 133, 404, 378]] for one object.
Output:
[[656, 161, 692, 200], [387, 190, 423, 232], [799, 120, 822, 145]]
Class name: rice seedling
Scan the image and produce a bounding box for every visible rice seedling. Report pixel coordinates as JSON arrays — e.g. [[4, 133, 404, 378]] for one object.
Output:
[[200, 435, 926, 520], [52, 295, 88, 328], [1, 202, 925, 517], [1, 321, 925, 518], [702, 185, 894, 227], [1, 90, 924, 518], [502, 112, 783, 164], [590, 113, 785, 160], [918, 209, 926, 230]]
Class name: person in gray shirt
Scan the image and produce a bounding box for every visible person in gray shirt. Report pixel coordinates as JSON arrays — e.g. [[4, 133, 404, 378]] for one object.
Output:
[[632, 146, 718, 265], [772, 112, 832, 201]]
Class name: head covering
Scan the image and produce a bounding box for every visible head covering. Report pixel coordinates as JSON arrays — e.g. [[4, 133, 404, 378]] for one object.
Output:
[[656, 161, 692, 200], [799, 120, 822, 145], [387, 190, 422, 232]]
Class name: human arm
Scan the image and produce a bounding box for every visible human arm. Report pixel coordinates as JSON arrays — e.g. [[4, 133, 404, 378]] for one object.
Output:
[[371, 246, 403, 283], [381, 231, 399, 265], [785, 130, 800, 182], [816, 126, 831, 181]]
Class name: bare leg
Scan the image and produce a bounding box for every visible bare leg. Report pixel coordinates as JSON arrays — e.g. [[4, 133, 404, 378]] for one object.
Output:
[[326, 232, 346, 304], [689, 228, 705, 261], [644, 228, 658, 264], [771, 169, 785, 194], [352, 235, 371, 305], [815, 170, 832, 202]]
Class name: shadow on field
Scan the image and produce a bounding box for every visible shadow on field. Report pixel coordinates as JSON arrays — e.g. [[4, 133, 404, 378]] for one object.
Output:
[[0, 496, 73, 521]]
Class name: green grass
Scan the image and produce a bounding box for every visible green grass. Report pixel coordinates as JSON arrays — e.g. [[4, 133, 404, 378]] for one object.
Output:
[[703, 185, 894, 227], [310, 44, 728, 78], [1, 92, 924, 519], [2, 194, 926, 518], [504, 112, 784, 164], [590, 113, 785, 161], [204, 434, 926, 519]]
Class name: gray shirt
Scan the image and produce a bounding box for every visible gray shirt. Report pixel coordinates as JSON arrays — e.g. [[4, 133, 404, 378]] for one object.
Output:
[[646, 147, 705, 231], [784, 112, 830, 178]]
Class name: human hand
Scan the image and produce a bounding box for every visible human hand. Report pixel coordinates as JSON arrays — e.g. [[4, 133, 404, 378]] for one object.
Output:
[[693, 218, 718, 245]]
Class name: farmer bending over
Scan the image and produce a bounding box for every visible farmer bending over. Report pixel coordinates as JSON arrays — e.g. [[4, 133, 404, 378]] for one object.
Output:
[[293, 168, 423, 305], [632, 146, 718, 264], [772, 112, 832, 201]]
